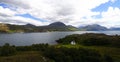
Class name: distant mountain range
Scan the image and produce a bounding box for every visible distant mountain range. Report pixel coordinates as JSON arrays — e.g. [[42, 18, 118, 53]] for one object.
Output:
[[38, 22, 78, 31], [0, 22, 120, 33], [0, 22, 78, 33], [79, 24, 108, 31], [79, 24, 120, 31], [109, 27, 120, 31]]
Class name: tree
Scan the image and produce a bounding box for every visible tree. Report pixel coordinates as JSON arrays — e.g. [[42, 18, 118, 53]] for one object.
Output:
[[104, 54, 114, 62], [0, 43, 16, 56]]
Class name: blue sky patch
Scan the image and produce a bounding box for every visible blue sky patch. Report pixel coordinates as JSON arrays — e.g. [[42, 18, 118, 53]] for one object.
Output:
[[0, 3, 17, 11], [16, 13, 47, 22], [92, 0, 120, 12], [0, 3, 10, 8], [92, 14, 102, 19]]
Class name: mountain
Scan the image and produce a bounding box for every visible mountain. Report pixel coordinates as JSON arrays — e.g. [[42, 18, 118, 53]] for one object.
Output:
[[79, 24, 108, 31], [49, 22, 66, 27], [5, 23, 40, 32], [67, 25, 78, 31], [39, 22, 78, 31], [0, 23, 9, 33], [109, 27, 120, 31], [0, 22, 78, 33], [2, 22, 116, 33]]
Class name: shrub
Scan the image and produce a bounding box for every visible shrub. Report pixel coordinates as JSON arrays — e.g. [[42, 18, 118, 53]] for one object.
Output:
[[43, 47, 108, 62], [0, 43, 16, 56]]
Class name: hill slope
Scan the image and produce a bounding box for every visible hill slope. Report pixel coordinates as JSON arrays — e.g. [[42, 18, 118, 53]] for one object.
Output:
[[79, 24, 108, 31], [0, 23, 9, 33], [0, 22, 78, 33]]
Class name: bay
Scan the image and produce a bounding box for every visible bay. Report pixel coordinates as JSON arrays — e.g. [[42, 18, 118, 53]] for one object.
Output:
[[0, 31, 120, 46]]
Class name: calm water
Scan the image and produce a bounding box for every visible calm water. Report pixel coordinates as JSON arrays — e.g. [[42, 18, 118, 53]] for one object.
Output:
[[0, 31, 120, 46]]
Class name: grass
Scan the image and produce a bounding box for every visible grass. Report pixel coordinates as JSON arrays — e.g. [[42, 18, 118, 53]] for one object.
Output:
[[56, 44, 120, 62], [0, 51, 51, 62], [0, 45, 119, 62]]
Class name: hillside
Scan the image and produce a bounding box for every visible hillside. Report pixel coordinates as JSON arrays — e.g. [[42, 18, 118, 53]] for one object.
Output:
[[0, 23, 9, 33], [56, 33, 120, 62], [1, 22, 120, 33], [38, 22, 78, 31], [56, 33, 120, 47], [0, 22, 78, 33], [109, 27, 120, 31], [79, 24, 108, 31]]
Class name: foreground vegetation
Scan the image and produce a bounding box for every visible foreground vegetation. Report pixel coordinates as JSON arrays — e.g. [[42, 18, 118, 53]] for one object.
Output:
[[0, 44, 116, 62], [0, 33, 120, 62]]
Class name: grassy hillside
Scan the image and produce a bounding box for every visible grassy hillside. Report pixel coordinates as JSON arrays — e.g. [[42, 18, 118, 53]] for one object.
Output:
[[56, 33, 120, 47], [0, 45, 119, 62], [0, 22, 79, 33], [56, 33, 120, 62], [0, 23, 10, 33], [0, 51, 52, 62], [56, 45, 120, 62], [0, 43, 119, 62]]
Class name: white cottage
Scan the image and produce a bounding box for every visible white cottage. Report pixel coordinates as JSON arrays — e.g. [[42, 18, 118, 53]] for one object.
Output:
[[71, 41, 76, 45]]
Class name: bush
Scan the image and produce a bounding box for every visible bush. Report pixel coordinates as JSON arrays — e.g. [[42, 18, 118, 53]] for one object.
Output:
[[43, 47, 109, 62], [80, 37, 110, 46], [16, 43, 49, 51], [104, 54, 114, 62], [0, 43, 16, 56]]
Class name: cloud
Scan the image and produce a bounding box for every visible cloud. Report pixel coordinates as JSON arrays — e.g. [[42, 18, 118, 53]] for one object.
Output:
[[75, 6, 120, 28], [0, 0, 30, 9], [100, 7, 120, 28], [0, 6, 16, 16], [0, 15, 49, 26], [110, 0, 117, 3], [0, 0, 120, 28], [0, 6, 48, 26]]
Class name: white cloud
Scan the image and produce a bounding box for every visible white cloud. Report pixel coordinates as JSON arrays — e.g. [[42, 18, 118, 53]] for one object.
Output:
[[0, 6, 16, 16], [0, 0, 30, 9], [100, 7, 120, 28], [0, 15, 49, 26], [25, 0, 109, 22], [76, 7, 120, 28], [110, 0, 117, 3], [0, 6, 48, 26], [0, 0, 120, 28]]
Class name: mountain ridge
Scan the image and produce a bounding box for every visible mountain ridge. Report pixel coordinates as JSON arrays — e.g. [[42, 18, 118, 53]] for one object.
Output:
[[0, 22, 120, 33], [79, 24, 108, 31], [0, 22, 78, 33]]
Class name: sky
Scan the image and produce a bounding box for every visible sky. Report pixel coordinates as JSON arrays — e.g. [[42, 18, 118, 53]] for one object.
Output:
[[0, 0, 120, 28]]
